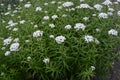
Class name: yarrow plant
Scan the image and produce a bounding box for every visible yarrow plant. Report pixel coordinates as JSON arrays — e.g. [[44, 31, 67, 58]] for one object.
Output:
[[62, 2, 74, 7], [35, 6, 42, 11], [0, 0, 120, 80], [3, 37, 12, 45], [94, 4, 103, 11], [98, 13, 108, 19], [74, 23, 86, 31], [55, 36, 66, 44], [24, 3, 31, 8], [117, 11, 120, 16], [33, 30, 43, 37], [65, 25, 72, 30], [43, 58, 50, 63], [108, 29, 118, 36], [10, 42, 20, 51]]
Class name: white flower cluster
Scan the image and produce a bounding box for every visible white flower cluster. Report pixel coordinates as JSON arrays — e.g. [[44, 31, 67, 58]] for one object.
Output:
[[49, 23, 55, 28], [5, 51, 11, 56], [4, 12, 10, 15], [10, 43, 20, 51], [76, 4, 91, 9], [13, 28, 18, 31], [55, 36, 66, 44], [1, 72, 5, 76], [33, 30, 43, 37], [51, 15, 58, 20], [44, 3, 48, 6], [102, 0, 112, 5], [43, 16, 49, 20], [98, 13, 108, 19], [108, 8, 114, 12], [27, 56, 32, 61], [83, 17, 89, 21], [94, 4, 103, 11], [36, 7, 42, 11], [84, 35, 100, 44], [84, 35, 94, 43], [43, 58, 50, 63], [107, 12, 113, 16], [65, 25, 72, 30], [108, 29, 118, 36], [3, 37, 12, 45], [117, 0, 120, 2], [51, 1, 56, 4], [24, 3, 31, 8], [91, 66, 96, 71], [80, 0, 84, 2], [117, 11, 120, 16], [20, 20, 25, 24], [8, 20, 18, 27], [13, 38, 19, 42], [19, 0, 23, 2], [74, 23, 86, 31], [34, 25, 38, 28], [62, 2, 74, 7], [49, 35, 55, 39]]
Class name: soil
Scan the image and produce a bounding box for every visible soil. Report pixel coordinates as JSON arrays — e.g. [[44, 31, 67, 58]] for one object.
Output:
[[108, 60, 120, 80]]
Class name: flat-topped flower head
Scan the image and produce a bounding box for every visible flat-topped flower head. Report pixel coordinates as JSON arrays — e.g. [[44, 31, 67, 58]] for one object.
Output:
[[36, 7, 42, 11], [74, 23, 86, 31], [117, 0, 120, 2], [1, 72, 5, 76], [62, 14, 67, 17], [65, 25, 72, 30], [13, 38, 19, 42], [117, 11, 120, 16], [10, 42, 20, 51], [52, 15, 58, 20], [108, 8, 114, 12], [84, 35, 100, 44], [94, 38, 100, 44], [43, 16, 49, 20], [51, 1, 56, 4], [49, 35, 55, 39], [20, 20, 25, 24], [19, 0, 23, 2], [80, 0, 84, 2], [108, 29, 118, 36], [44, 3, 48, 6], [3, 37, 12, 45], [98, 13, 108, 19], [94, 4, 103, 11], [91, 66, 96, 71], [34, 25, 38, 28], [5, 51, 11, 56], [24, 3, 31, 8], [43, 58, 50, 63], [102, 0, 112, 5], [76, 4, 91, 9], [84, 35, 94, 43], [13, 28, 18, 31], [83, 17, 89, 21], [107, 12, 113, 16], [49, 23, 55, 28], [33, 30, 43, 37], [55, 36, 66, 44], [62, 2, 74, 7], [27, 56, 32, 61]]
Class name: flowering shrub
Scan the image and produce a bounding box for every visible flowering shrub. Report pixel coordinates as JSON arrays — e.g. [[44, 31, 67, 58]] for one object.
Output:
[[0, 0, 120, 80]]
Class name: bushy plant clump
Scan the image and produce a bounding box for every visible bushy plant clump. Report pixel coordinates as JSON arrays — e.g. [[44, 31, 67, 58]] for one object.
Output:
[[0, 0, 120, 80]]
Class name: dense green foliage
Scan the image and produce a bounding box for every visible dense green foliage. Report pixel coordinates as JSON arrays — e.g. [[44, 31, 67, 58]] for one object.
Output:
[[0, 0, 120, 80]]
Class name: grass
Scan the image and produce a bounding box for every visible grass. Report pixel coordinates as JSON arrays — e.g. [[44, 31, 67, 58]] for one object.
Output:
[[0, 0, 120, 80]]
